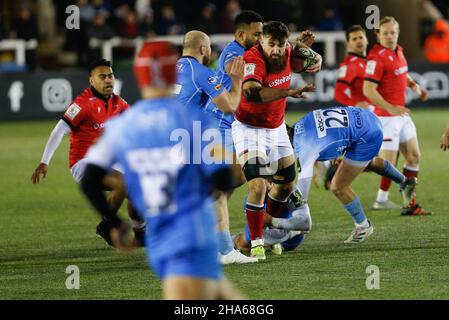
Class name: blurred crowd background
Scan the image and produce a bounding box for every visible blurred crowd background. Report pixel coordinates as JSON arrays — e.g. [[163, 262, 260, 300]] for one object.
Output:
[[1, 0, 449, 71]]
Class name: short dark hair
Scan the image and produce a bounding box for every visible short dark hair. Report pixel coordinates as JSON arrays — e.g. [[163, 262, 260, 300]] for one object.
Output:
[[345, 25, 366, 41], [88, 58, 112, 76], [234, 10, 263, 30], [262, 21, 290, 42]]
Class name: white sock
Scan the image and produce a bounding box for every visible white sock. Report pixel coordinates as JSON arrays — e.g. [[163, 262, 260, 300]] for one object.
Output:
[[376, 189, 389, 203], [358, 219, 370, 229]]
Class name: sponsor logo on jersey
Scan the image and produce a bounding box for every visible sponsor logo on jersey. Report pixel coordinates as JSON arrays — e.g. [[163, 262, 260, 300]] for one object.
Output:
[[366, 60, 376, 75], [93, 123, 106, 130], [244, 63, 256, 76], [268, 74, 291, 87], [208, 76, 218, 84], [65, 103, 81, 120], [313, 109, 326, 138], [394, 66, 408, 76]]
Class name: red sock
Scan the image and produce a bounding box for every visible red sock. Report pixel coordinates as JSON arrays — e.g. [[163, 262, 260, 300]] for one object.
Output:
[[266, 195, 288, 218], [245, 204, 265, 240], [380, 177, 392, 191], [403, 168, 418, 179]]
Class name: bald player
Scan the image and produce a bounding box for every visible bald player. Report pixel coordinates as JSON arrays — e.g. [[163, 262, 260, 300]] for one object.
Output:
[[175, 31, 257, 263]]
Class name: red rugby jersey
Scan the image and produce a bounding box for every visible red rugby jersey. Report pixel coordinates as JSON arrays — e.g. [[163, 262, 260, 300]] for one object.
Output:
[[236, 44, 292, 129], [334, 53, 369, 106], [62, 87, 129, 168], [365, 44, 409, 117]]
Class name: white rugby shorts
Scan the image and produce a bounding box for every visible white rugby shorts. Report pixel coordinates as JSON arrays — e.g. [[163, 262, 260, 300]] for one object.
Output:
[[378, 115, 417, 151], [231, 120, 294, 165], [70, 158, 124, 184]]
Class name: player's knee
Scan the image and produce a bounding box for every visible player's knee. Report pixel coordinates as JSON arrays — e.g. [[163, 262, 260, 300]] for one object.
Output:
[[406, 152, 420, 166], [242, 157, 270, 182], [329, 182, 343, 198], [272, 163, 296, 184]]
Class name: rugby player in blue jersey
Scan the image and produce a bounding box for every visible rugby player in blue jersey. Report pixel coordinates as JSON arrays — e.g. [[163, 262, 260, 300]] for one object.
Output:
[[80, 42, 243, 299], [236, 106, 417, 247], [175, 20, 262, 264]]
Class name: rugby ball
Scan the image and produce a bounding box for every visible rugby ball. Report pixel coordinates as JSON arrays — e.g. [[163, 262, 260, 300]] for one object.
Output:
[[291, 47, 316, 73]]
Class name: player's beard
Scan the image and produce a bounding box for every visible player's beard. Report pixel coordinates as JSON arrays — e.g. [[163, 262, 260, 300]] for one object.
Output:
[[263, 52, 287, 73], [243, 37, 257, 50]]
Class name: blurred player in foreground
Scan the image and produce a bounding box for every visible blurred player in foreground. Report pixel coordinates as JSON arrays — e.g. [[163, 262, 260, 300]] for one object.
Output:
[[31, 58, 145, 246], [249, 106, 418, 244], [80, 41, 243, 300], [363, 17, 431, 215]]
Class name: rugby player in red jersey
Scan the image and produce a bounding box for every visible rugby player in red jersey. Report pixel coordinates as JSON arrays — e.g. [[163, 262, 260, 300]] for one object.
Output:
[[334, 25, 371, 109], [31, 59, 146, 244], [232, 21, 321, 260], [363, 17, 431, 215]]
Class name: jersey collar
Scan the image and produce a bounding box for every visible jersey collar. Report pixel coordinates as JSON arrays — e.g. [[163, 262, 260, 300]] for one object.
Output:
[[90, 86, 111, 102], [182, 55, 200, 63], [348, 52, 366, 59]]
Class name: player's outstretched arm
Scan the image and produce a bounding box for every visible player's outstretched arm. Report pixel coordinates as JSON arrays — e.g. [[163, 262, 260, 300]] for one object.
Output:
[[363, 80, 410, 115], [31, 120, 71, 184], [243, 81, 315, 103], [440, 120, 449, 151]]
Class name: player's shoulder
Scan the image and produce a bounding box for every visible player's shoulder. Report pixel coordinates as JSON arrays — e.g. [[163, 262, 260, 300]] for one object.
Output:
[[367, 44, 388, 60], [113, 94, 129, 108], [243, 45, 263, 61], [70, 87, 94, 109], [223, 40, 245, 55]]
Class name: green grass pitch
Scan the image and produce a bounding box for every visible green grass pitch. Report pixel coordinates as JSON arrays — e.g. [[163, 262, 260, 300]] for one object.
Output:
[[1, 108, 448, 299]]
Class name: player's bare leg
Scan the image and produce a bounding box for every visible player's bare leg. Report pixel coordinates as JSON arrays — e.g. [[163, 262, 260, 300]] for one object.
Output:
[[239, 151, 269, 260], [100, 170, 146, 246], [331, 159, 373, 243], [163, 276, 245, 300], [216, 152, 257, 264], [373, 149, 401, 210], [399, 137, 431, 215]]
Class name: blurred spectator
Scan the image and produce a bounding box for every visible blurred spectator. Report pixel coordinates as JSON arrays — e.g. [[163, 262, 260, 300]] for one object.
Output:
[[315, 5, 343, 31], [156, 5, 185, 35], [86, 12, 116, 61], [92, 0, 112, 18], [11, 6, 38, 70], [135, 0, 152, 21], [78, 0, 96, 23], [121, 10, 138, 38], [193, 3, 217, 34], [138, 9, 157, 38], [220, 0, 241, 33], [11, 6, 38, 40], [87, 13, 115, 39], [422, 0, 449, 63]]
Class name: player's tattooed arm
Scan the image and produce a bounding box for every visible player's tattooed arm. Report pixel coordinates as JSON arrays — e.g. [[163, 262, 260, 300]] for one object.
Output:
[[243, 81, 315, 103]]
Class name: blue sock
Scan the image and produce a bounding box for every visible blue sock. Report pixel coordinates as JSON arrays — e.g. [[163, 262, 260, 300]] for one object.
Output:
[[344, 196, 367, 225], [380, 160, 405, 184], [217, 231, 233, 255]]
